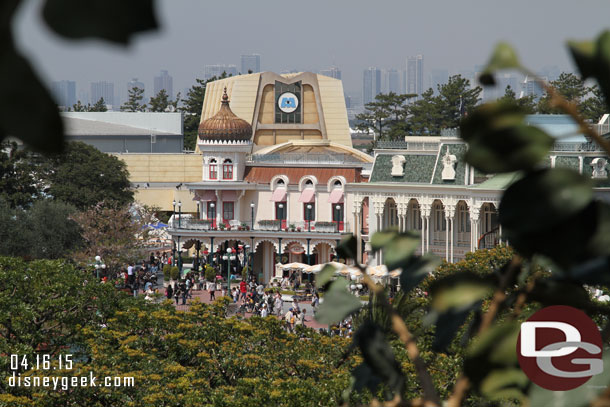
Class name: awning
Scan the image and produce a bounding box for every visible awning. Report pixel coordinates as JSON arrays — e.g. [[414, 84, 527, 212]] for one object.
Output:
[[328, 188, 344, 203], [270, 187, 287, 202], [223, 190, 237, 201], [298, 188, 315, 203], [194, 190, 216, 201]]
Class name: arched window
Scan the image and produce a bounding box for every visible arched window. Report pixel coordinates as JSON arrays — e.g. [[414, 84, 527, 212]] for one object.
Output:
[[222, 159, 233, 180], [209, 158, 217, 180]]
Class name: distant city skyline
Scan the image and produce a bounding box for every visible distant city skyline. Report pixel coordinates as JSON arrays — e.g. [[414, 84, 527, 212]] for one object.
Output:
[[16, 0, 604, 108]]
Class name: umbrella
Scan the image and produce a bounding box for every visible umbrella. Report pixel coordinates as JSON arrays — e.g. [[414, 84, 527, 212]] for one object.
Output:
[[281, 262, 308, 271]]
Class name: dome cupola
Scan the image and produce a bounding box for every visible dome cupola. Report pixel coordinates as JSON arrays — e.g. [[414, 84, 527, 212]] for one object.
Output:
[[198, 87, 252, 142]]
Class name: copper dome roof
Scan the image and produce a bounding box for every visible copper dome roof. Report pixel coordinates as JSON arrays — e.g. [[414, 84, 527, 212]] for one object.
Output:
[[198, 88, 252, 142]]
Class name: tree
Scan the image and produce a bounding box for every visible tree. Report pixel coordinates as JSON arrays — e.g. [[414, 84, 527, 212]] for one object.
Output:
[[148, 89, 169, 112], [89, 97, 108, 112], [181, 73, 228, 150], [70, 202, 155, 274], [581, 85, 606, 122], [405, 88, 444, 135], [498, 85, 537, 114], [436, 74, 482, 128], [0, 142, 43, 208], [537, 72, 588, 114], [71, 100, 87, 112], [121, 86, 146, 112], [44, 142, 133, 210]]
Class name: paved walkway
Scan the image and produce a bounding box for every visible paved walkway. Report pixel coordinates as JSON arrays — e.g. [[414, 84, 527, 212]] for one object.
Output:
[[163, 284, 328, 330]]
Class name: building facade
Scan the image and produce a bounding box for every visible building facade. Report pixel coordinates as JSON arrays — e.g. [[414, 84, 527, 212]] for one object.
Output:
[[167, 73, 372, 282], [51, 80, 76, 109], [154, 70, 173, 98], [90, 81, 114, 106], [363, 67, 381, 105], [241, 54, 261, 74], [406, 55, 424, 97]]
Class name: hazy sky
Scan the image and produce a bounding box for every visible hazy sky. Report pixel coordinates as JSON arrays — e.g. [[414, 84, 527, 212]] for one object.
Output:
[[14, 0, 610, 101]]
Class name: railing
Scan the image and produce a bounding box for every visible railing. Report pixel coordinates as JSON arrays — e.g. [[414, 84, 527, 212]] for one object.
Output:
[[171, 218, 347, 233], [247, 153, 366, 164], [375, 141, 439, 151], [551, 141, 603, 152]]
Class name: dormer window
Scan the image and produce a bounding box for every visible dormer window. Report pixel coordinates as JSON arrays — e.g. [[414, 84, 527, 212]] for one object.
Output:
[[223, 159, 233, 180], [209, 159, 217, 180]]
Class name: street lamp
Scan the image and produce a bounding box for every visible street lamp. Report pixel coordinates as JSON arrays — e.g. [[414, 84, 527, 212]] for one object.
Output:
[[278, 203, 284, 230], [335, 204, 342, 231], [210, 202, 215, 227], [178, 200, 182, 228], [306, 204, 312, 232], [94, 255, 105, 280], [244, 244, 250, 280], [250, 202, 255, 230], [222, 247, 236, 293], [172, 200, 176, 228]]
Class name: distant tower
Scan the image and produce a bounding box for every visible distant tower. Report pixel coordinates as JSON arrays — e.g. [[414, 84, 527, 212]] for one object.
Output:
[[51, 80, 76, 109], [320, 66, 342, 80], [240, 54, 261, 74], [90, 81, 114, 106], [406, 55, 424, 97], [386, 69, 400, 93], [204, 65, 239, 80], [127, 78, 145, 102], [363, 67, 381, 104], [154, 70, 173, 98]]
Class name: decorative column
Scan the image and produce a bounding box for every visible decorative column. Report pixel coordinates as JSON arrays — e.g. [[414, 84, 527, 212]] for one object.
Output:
[[444, 204, 455, 263], [397, 200, 407, 233], [470, 206, 480, 252], [420, 201, 432, 254]]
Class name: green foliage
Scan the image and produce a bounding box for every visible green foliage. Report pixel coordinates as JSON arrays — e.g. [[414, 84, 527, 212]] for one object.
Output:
[[536, 72, 589, 114], [460, 101, 554, 173], [0, 256, 368, 407], [181, 73, 229, 150], [163, 264, 171, 280], [121, 86, 146, 112], [498, 85, 537, 114], [0, 199, 83, 259], [89, 97, 108, 112], [45, 141, 133, 210], [170, 266, 180, 280], [479, 42, 522, 85], [204, 264, 216, 281], [315, 278, 362, 324], [0, 142, 44, 208], [148, 89, 169, 112]]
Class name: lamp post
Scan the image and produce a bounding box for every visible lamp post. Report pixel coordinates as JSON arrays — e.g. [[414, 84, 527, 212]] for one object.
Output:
[[306, 238, 311, 266], [278, 203, 284, 230], [222, 247, 236, 293], [196, 202, 200, 220], [94, 255, 105, 280], [244, 244, 250, 280], [306, 204, 312, 232], [178, 200, 182, 228], [335, 204, 342, 232], [210, 202, 216, 228], [177, 236, 182, 272], [250, 202, 255, 230], [172, 200, 176, 228]]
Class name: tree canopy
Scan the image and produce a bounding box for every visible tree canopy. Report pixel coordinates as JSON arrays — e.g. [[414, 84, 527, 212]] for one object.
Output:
[[121, 86, 146, 112]]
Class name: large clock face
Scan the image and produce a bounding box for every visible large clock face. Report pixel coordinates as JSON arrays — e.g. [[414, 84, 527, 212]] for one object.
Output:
[[277, 92, 299, 113]]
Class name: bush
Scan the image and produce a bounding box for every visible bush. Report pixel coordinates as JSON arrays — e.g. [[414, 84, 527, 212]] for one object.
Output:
[[204, 264, 216, 281], [242, 266, 249, 280], [170, 266, 180, 281], [163, 264, 171, 280]]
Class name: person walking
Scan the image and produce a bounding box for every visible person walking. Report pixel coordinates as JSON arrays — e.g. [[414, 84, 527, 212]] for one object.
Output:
[[261, 303, 269, 318], [239, 280, 248, 301], [284, 308, 295, 333], [166, 284, 173, 301], [173, 283, 180, 305], [208, 280, 216, 302], [274, 292, 283, 317]]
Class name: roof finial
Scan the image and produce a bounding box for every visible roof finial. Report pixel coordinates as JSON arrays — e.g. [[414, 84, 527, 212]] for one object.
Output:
[[222, 87, 229, 103]]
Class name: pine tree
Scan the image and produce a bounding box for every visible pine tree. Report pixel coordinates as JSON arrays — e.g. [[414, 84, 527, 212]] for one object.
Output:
[[149, 89, 169, 112], [121, 86, 146, 112], [90, 97, 108, 112]]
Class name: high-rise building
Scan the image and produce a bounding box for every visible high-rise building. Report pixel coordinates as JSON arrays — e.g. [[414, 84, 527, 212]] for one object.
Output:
[[51, 80, 76, 109], [363, 67, 381, 105], [153, 70, 173, 98], [90, 81, 114, 106], [240, 54, 260, 74], [386, 69, 400, 94], [320, 66, 341, 80], [429, 69, 449, 93], [521, 75, 546, 99], [406, 55, 424, 97], [126, 78, 145, 105], [204, 64, 238, 80]]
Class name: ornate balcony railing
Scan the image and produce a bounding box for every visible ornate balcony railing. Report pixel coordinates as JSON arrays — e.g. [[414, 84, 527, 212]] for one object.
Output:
[[247, 153, 365, 165], [170, 218, 348, 233]]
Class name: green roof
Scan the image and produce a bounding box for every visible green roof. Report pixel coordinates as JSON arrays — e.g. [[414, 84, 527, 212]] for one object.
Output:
[[370, 153, 437, 183]]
